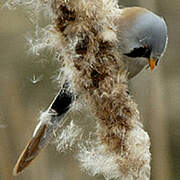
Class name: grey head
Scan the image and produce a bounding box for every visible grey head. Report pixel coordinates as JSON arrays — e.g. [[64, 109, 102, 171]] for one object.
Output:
[[117, 7, 168, 79]]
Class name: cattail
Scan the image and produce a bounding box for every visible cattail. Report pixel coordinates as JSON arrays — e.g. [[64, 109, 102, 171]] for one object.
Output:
[[6, 0, 151, 179]]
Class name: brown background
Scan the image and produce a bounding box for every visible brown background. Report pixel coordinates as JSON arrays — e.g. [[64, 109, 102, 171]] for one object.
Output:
[[0, 0, 180, 179]]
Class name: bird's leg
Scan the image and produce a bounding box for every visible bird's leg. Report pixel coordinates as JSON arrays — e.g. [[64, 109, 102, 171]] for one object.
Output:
[[13, 82, 74, 175]]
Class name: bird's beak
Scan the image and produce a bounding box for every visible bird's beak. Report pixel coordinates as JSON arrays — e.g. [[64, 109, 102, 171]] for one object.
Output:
[[148, 58, 156, 71]]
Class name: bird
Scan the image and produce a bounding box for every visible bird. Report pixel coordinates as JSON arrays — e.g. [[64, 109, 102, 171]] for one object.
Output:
[[117, 7, 168, 79], [13, 1, 168, 179]]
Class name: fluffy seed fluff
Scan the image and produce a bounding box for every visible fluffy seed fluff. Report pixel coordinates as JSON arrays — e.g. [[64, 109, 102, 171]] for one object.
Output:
[[55, 120, 83, 152], [5, 0, 151, 179]]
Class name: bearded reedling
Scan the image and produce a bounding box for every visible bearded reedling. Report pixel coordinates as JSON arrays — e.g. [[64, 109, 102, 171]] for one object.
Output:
[[13, 0, 167, 179]]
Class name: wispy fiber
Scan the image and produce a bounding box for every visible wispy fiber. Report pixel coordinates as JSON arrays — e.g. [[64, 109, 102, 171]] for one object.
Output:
[[6, 0, 151, 179]]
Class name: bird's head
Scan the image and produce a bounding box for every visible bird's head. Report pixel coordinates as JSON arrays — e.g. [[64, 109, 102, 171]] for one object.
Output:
[[117, 7, 168, 79]]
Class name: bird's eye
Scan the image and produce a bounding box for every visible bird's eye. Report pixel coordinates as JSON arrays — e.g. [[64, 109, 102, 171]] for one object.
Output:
[[124, 47, 151, 58]]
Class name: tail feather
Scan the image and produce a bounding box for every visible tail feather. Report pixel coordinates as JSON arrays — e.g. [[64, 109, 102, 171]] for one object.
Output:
[[13, 83, 74, 175], [13, 124, 47, 175]]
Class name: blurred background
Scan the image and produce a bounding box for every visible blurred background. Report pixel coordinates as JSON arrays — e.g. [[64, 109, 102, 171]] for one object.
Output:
[[0, 0, 179, 179]]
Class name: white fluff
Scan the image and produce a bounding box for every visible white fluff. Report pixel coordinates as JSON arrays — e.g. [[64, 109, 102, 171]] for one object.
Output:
[[76, 121, 151, 180], [55, 121, 83, 152]]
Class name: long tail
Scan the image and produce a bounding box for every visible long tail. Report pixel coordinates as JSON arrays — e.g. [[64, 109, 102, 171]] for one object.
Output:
[[13, 83, 74, 175]]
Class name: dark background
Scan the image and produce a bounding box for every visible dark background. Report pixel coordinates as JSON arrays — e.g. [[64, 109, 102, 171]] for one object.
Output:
[[0, 0, 180, 179]]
